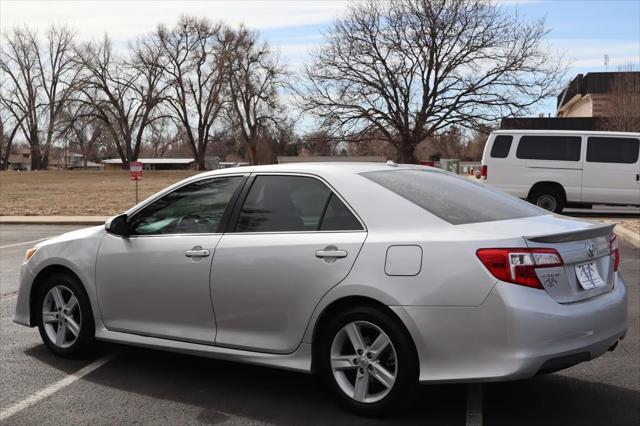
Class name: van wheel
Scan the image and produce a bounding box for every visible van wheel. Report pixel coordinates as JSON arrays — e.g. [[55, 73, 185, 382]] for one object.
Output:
[[530, 188, 565, 213]]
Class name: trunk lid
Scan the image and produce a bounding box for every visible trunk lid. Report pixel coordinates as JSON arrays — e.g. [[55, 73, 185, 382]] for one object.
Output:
[[524, 223, 616, 303]]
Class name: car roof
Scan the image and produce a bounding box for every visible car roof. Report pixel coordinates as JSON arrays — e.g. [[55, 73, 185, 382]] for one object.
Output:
[[491, 129, 640, 137], [194, 161, 423, 178]]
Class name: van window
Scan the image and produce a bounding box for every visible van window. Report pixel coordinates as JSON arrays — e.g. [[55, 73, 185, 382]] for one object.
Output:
[[516, 136, 581, 161], [490, 135, 512, 158], [587, 137, 640, 164]]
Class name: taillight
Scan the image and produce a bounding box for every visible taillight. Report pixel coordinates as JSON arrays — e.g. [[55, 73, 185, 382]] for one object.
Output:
[[610, 234, 620, 272], [476, 248, 564, 289], [481, 165, 488, 179]]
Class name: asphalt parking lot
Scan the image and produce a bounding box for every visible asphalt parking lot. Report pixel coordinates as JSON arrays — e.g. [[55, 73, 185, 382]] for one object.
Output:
[[0, 224, 638, 425]]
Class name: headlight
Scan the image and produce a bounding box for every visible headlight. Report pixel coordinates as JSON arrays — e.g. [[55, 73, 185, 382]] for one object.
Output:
[[24, 247, 38, 262]]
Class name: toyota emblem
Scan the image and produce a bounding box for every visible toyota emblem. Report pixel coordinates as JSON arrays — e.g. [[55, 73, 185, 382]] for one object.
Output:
[[585, 242, 597, 258]]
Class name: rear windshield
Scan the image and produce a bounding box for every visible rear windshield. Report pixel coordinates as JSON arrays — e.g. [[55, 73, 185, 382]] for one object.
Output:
[[362, 169, 544, 225]]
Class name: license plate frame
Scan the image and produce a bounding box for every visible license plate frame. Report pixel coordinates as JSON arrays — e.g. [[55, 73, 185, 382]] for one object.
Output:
[[575, 262, 606, 290]]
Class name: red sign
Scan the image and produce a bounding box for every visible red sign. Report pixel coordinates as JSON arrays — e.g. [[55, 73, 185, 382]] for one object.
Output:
[[130, 161, 143, 181]]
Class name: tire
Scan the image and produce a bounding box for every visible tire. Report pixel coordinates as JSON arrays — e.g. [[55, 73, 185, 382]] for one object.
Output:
[[35, 272, 95, 358], [530, 187, 565, 213], [317, 305, 418, 416]]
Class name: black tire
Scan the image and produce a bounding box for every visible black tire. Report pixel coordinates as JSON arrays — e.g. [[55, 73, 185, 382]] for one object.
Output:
[[317, 305, 418, 416], [35, 272, 96, 358], [529, 187, 565, 213]]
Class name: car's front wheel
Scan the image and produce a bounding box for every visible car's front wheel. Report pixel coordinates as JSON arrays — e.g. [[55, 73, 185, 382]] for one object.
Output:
[[36, 272, 95, 357], [317, 305, 418, 416]]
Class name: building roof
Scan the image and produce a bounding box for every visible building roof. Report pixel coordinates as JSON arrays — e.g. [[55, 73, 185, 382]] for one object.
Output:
[[557, 72, 640, 111], [101, 158, 195, 165]]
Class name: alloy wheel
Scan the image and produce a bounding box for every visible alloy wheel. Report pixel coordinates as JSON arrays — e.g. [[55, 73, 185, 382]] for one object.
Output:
[[330, 320, 398, 403], [42, 285, 82, 349]]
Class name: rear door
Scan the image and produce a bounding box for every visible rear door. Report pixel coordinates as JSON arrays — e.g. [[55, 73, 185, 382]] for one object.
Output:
[[210, 174, 367, 353], [581, 136, 640, 205]]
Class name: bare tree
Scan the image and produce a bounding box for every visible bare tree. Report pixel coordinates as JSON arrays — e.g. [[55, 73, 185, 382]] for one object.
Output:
[[300, 0, 566, 163], [226, 28, 286, 165], [75, 35, 166, 167], [0, 113, 25, 170], [608, 71, 640, 132], [1, 25, 79, 169], [156, 16, 231, 170], [58, 101, 105, 168]]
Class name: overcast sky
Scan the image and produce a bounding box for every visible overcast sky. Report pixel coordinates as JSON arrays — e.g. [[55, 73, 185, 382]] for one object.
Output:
[[2, 0, 639, 116]]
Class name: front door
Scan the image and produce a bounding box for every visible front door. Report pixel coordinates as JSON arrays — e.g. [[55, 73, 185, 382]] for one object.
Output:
[[96, 175, 244, 344], [581, 136, 640, 205], [211, 174, 367, 353]]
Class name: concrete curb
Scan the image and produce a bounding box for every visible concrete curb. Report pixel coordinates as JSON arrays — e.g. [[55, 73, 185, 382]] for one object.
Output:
[[0, 216, 109, 225]]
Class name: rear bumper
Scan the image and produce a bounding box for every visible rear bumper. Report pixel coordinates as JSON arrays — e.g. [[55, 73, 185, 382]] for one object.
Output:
[[392, 272, 627, 383]]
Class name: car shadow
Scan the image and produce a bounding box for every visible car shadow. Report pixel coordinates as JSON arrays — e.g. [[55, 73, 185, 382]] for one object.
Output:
[[23, 343, 99, 375], [483, 374, 640, 426], [27, 343, 466, 425]]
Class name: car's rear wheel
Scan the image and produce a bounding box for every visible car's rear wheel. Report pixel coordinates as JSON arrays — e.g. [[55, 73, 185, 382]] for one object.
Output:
[[36, 272, 95, 358], [317, 305, 417, 416]]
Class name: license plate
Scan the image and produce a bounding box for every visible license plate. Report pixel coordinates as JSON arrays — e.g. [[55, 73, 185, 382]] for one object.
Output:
[[575, 262, 606, 290]]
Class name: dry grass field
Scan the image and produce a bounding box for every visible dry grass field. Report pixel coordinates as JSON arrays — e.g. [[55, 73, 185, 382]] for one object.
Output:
[[0, 170, 198, 216]]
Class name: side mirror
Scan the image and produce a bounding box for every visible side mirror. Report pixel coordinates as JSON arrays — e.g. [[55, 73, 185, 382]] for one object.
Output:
[[105, 214, 129, 237]]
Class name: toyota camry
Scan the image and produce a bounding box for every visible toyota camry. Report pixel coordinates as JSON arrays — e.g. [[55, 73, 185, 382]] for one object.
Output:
[[14, 162, 627, 415]]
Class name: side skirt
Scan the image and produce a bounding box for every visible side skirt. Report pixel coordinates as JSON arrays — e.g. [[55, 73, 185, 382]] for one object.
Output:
[[95, 327, 312, 373]]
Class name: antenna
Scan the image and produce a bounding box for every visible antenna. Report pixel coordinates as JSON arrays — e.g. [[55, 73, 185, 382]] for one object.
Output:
[[604, 54, 609, 72]]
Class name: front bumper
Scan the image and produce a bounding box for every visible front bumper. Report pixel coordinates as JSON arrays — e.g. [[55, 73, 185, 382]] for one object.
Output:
[[392, 272, 627, 383], [13, 262, 36, 327]]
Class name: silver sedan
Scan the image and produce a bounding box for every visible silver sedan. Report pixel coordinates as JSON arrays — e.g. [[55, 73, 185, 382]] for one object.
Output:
[[14, 162, 627, 415]]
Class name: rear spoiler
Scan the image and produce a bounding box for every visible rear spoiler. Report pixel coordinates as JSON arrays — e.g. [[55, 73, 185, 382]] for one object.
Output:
[[525, 223, 615, 243]]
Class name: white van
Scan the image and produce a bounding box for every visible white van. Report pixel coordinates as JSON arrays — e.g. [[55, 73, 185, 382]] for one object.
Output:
[[481, 130, 640, 213]]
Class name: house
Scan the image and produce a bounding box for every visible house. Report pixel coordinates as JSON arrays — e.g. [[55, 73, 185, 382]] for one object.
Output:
[[500, 71, 640, 132], [101, 158, 196, 170], [6, 148, 32, 170], [557, 71, 640, 118]]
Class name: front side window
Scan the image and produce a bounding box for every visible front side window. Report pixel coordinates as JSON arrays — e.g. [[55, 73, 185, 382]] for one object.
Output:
[[362, 169, 543, 225], [516, 135, 581, 161], [490, 135, 513, 158], [235, 175, 363, 232], [587, 137, 640, 164], [129, 176, 243, 235]]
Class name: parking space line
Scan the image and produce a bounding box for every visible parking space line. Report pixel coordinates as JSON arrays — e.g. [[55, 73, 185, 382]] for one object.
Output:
[[0, 238, 49, 250], [0, 291, 18, 300], [465, 383, 483, 426], [0, 353, 117, 422]]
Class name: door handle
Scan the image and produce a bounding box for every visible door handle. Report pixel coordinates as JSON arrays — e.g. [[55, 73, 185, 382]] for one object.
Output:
[[315, 249, 348, 259], [185, 246, 210, 258]]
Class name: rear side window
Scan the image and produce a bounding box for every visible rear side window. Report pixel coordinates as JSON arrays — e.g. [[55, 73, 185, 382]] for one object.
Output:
[[516, 136, 581, 161], [320, 194, 362, 231], [362, 169, 543, 225], [235, 175, 362, 232], [587, 137, 640, 164], [490, 135, 513, 158]]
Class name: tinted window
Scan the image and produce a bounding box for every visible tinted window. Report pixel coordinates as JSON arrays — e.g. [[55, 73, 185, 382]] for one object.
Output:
[[587, 137, 640, 164], [130, 176, 242, 235], [490, 135, 512, 158], [362, 169, 543, 225], [516, 136, 581, 161], [236, 175, 331, 232], [320, 194, 363, 231]]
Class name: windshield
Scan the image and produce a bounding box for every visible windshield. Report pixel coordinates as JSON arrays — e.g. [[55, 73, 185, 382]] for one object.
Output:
[[362, 169, 544, 225]]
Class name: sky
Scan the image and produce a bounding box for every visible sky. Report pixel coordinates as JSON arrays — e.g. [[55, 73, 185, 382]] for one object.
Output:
[[1, 0, 639, 117]]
